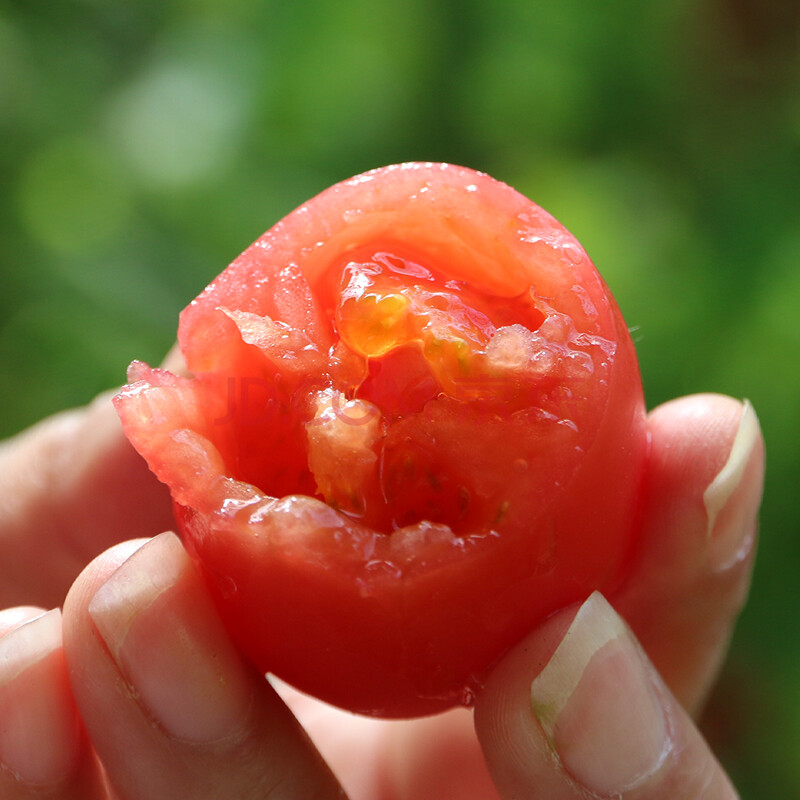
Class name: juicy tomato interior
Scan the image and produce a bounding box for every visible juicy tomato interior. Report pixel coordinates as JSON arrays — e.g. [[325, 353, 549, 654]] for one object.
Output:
[[201, 245, 603, 536]]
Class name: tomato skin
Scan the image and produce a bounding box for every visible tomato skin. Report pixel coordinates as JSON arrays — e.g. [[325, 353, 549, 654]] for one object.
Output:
[[115, 163, 648, 718]]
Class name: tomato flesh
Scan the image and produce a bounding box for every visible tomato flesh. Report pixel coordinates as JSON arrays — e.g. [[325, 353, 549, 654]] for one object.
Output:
[[114, 163, 647, 718]]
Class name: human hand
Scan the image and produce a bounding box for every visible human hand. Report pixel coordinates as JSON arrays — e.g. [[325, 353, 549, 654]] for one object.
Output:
[[0, 391, 763, 798]]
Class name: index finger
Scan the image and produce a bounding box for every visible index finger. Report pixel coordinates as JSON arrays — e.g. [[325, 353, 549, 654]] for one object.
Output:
[[0, 391, 174, 609]]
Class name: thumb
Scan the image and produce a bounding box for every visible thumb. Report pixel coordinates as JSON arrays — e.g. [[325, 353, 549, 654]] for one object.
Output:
[[475, 592, 738, 799]]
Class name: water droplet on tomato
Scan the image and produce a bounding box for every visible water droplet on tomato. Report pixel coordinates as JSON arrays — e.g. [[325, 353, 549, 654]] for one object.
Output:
[[460, 685, 476, 707], [561, 240, 585, 266], [343, 208, 364, 223]]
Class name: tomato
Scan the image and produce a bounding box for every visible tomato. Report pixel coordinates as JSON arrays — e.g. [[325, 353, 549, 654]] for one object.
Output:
[[114, 163, 647, 718]]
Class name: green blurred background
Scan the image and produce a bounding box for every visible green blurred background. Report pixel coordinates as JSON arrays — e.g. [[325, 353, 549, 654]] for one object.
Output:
[[1, 0, 797, 793]]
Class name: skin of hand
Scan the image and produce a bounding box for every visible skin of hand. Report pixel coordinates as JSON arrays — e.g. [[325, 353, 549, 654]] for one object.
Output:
[[0, 389, 764, 800]]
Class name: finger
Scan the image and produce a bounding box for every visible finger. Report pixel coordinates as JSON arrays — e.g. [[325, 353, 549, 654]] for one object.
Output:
[[282, 682, 501, 800], [0, 608, 107, 799], [476, 592, 738, 799], [374, 708, 500, 800], [62, 532, 345, 800], [0, 390, 174, 609], [274, 682, 390, 799], [617, 394, 764, 713]]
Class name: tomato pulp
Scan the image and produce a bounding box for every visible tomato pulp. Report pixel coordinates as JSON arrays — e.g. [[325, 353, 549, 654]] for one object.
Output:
[[114, 163, 647, 718]]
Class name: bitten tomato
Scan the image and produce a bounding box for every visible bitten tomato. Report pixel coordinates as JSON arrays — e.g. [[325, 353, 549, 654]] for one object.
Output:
[[114, 163, 647, 718]]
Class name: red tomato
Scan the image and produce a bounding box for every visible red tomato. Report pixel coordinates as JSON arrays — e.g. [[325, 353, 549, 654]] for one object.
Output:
[[114, 163, 647, 718]]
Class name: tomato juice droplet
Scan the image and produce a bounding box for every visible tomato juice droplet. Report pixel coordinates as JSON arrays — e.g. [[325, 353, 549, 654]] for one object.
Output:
[[460, 685, 477, 708]]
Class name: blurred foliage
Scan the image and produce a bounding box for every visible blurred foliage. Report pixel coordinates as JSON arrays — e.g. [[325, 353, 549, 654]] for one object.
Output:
[[1, 0, 798, 794]]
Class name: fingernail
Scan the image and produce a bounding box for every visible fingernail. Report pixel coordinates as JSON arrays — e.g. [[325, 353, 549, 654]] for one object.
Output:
[[530, 592, 670, 795], [0, 609, 80, 786], [0, 606, 46, 637], [703, 400, 762, 570], [89, 532, 252, 744]]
